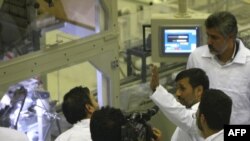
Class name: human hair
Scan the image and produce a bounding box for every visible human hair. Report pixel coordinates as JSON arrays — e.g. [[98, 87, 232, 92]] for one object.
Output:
[[199, 89, 232, 130], [90, 106, 127, 141], [62, 86, 92, 124], [205, 11, 238, 39], [175, 68, 209, 90]]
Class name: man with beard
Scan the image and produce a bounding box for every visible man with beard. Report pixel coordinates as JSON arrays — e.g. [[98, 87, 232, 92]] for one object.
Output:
[[150, 65, 209, 141], [187, 11, 250, 124], [196, 89, 232, 141]]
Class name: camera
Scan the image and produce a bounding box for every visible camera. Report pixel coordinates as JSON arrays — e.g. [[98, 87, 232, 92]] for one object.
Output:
[[121, 106, 159, 141]]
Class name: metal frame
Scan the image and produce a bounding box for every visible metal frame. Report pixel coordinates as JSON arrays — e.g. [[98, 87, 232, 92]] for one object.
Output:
[[0, 0, 120, 107]]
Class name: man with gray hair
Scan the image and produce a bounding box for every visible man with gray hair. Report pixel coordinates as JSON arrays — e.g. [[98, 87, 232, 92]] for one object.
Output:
[[187, 11, 250, 124]]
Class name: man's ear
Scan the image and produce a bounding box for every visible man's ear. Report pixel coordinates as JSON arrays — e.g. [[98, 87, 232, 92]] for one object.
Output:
[[85, 103, 94, 114], [195, 85, 203, 100]]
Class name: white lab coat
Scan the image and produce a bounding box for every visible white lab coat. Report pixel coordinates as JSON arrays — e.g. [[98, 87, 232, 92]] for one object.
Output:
[[0, 127, 29, 141], [150, 85, 204, 141], [205, 130, 223, 141], [187, 39, 250, 124], [55, 119, 92, 141]]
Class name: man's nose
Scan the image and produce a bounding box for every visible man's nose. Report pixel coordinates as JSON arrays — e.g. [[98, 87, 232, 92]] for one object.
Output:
[[175, 89, 181, 97]]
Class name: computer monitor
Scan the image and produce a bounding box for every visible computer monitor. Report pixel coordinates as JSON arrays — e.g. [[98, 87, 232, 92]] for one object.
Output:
[[160, 25, 200, 56], [151, 13, 208, 63]]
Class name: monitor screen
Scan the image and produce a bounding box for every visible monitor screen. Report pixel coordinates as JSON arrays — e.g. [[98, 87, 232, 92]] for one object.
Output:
[[160, 26, 200, 56]]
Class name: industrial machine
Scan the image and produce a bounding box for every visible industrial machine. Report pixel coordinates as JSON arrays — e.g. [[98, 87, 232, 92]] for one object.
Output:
[[1, 0, 119, 141]]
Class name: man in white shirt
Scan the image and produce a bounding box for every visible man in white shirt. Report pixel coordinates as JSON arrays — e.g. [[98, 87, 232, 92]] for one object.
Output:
[[55, 86, 99, 141], [196, 89, 232, 141], [150, 65, 209, 141], [187, 11, 250, 124]]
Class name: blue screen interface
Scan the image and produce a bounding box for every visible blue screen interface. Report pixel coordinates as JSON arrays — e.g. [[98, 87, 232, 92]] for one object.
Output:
[[163, 28, 198, 54]]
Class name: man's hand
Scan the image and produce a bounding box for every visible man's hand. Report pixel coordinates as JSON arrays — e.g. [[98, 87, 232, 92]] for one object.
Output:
[[152, 127, 162, 141], [150, 65, 159, 92]]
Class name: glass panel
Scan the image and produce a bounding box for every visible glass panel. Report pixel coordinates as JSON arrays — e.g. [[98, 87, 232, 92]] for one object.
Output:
[[0, 0, 98, 61]]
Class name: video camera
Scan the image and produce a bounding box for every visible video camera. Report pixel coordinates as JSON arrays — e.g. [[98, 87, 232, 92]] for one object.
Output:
[[121, 106, 159, 141]]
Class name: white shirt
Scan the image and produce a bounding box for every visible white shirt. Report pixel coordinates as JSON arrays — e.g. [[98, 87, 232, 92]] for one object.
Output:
[[205, 130, 224, 141], [55, 119, 92, 141], [0, 127, 29, 141], [187, 39, 250, 124], [150, 85, 204, 141], [171, 103, 200, 141]]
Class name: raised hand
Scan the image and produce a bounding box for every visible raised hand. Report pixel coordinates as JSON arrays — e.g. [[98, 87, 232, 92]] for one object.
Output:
[[150, 65, 159, 92]]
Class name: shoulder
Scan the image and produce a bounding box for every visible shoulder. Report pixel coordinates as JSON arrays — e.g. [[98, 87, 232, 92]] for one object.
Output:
[[237, 39, 250, 61], [55, 125, 91, 141], [191, 45, 208, 55], [238, 39, 250, 53], [188, 45, 209, 61], [187, 45, 210, 68], [0, 127, 29, 141], [55, 127, 75, 140]]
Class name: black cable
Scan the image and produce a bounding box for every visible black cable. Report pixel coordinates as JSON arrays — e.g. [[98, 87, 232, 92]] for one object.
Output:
[[13, 86, 27, 129]]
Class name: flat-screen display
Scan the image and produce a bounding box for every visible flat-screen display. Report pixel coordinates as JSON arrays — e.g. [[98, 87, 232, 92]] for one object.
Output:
[[160, 26, 200, 56]]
